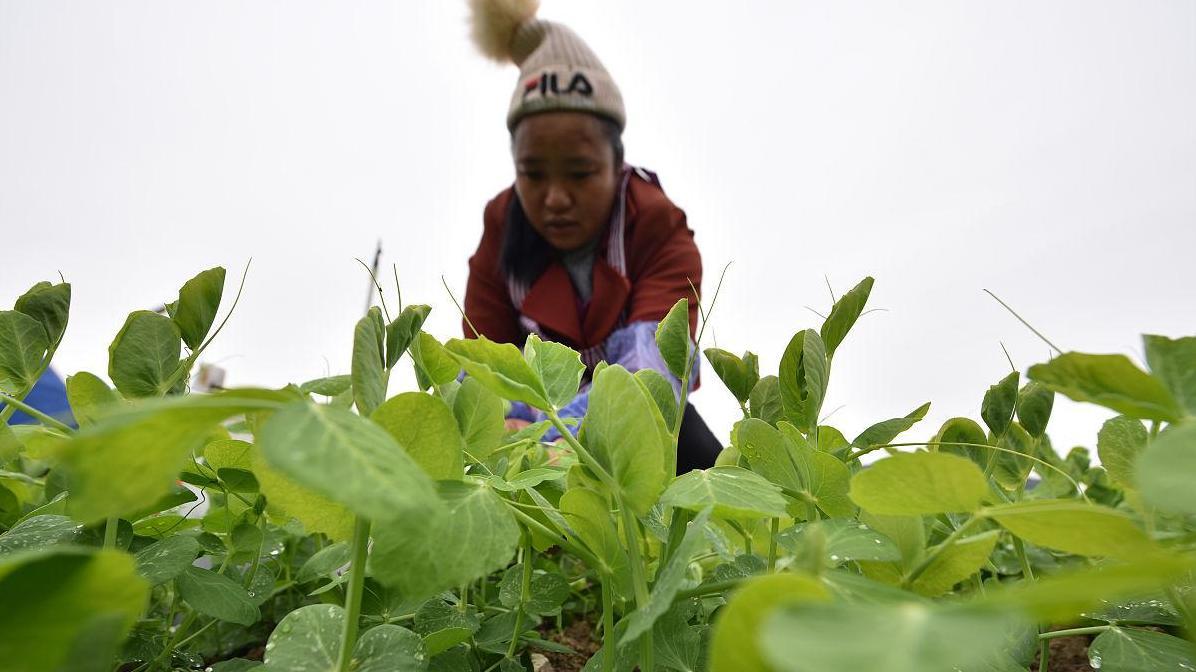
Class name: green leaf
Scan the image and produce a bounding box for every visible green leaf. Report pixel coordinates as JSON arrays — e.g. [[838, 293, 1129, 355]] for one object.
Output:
[[0, 310, 49, 394], [1137, 422, 1196, 515], [410, 332, 460, 389], [205, 438, 253, 471], [1084, 595, 1182, 627], [704, 348, 759, 406], [708, 572, 831, 672], [981, 372, 1019, 437], [173, 267, 225, 350], [371, 480, 518, 600], [931, 417, 989, 468], [1015, 382, 1054, 438], [1144, 334, 1196, 417], [262, 604, 427, 672], [778, 518, 902, 564], [1029, 353, 1182, 423], [352, 307, 388, 416], [986, 500, 1153, 559], [852, 402, 931, 448], [299, 375, 352, 397], [748, 375, 783, 424], [446, 336, 549, 409], [414, 598, 480, 638], [296, 541, 351, 583], [108, 311, 182, 398], [736, 419, 854, 517], [820, 276, 874, 358], [177, 566, 259, 625], [581, 364, 671, 515], [653, 598, 708, 672], [910, 530, 999, 597], [498, 564, 570, 615], [14, 281, 71, 348], [779, 330, 828, 431], [0, 423, 18, 463], [1088, 627, 1196, 671], [849, 452, 988, 515], [0, 548, 148, 672], [423, 627, 473, 658], [560, 487, 630, 588], [484, 467, 567, 492], [64, 371, 120, 427], [258, 402, 437, 520], [57, 395, 269, 523], [210, 660, 263, 672], [524, 333, 585, 409], [385, 304, 431, 368], [219, 467, 259, 493], [134, 535, 200, 585], [253, 446, 354, 541], [760, 602, 1020, 672], [620, 508, 712, 646], [372, 392, 465, 481], [656, 299, 691, 379], [1097, 415, 1147, 489], [0, 514, 82, 556], [982, 553, 1194, 622], [992, 422, 1035, 491], [660, 466, 787, 520], [452, 377, 505, 459], [635, 368, 679, 431]]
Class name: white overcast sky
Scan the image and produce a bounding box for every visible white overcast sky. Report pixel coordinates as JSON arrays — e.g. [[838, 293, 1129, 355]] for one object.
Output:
[[2, 1, 1194, 454]]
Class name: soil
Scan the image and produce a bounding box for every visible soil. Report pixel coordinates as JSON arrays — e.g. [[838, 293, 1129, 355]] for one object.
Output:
[[539, 619, 601, 672], [1031, 634, 1094, 672]]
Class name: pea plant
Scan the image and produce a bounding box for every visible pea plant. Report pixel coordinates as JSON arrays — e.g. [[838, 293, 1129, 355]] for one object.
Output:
[[1, 267, 1195, 672]]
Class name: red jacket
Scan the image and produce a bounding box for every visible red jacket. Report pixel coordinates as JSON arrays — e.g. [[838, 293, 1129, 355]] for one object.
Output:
[[463, 167, 702, 359]]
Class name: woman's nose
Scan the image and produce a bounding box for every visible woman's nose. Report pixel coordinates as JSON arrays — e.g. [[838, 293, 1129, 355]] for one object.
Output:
[[544, 183, 571, 211]]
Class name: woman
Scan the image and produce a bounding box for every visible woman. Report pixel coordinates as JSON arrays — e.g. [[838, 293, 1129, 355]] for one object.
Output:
[[462, 0, 722, 473]]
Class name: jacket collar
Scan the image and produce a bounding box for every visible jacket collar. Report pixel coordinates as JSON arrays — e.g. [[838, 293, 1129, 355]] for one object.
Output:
[[519, 253, 629, 349]]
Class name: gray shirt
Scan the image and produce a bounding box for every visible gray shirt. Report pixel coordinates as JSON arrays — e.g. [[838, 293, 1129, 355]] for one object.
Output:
[[559, 237, 599, 304]]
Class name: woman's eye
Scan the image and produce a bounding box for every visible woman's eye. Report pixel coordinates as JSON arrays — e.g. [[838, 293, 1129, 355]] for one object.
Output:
[[570, 171, 594, 180], [519, 171, 545, 180]]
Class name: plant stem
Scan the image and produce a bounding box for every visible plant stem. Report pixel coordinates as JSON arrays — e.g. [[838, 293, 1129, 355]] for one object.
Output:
[[103, 516, 119, 550], [0, 392, 74, 433], [507, 531, 534, 659], [658, 508, 693, 581], [618, 500, 654, 672], [335, 516, 371, 672], [1039, 636, 1050, 672], [547, 412, 618, 489], [767, 518, 779, 572], [148, 611, 197, 671], [173, 618, 217, 650], [1012, 537, 1035, 581], [903, 517, 978, 588], [1038, 625, 1110, 640], [459, 583, 470, 614], [674, 578, 743, 602], [601, 578, 616, 672]]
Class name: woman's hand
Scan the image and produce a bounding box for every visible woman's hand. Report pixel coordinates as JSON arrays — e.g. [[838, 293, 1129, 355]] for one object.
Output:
[[505, 418, 531, 432]]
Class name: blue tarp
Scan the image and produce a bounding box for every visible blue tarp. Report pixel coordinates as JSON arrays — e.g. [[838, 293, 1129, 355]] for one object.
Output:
[[5, 368, 74, 426]]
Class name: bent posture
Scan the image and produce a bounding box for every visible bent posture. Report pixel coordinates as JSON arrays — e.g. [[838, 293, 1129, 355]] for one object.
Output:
[[462, 0, 721, 472]]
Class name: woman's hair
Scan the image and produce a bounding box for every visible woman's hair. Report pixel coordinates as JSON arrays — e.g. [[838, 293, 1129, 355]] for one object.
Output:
[[500, 114, 623, 285]]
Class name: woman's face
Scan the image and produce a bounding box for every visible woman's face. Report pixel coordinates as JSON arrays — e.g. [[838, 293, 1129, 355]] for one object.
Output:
[[512, 112, 619, 252]]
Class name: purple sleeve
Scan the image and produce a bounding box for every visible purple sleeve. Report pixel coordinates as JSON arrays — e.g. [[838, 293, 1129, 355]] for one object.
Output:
[[537, 320, 698, 441]]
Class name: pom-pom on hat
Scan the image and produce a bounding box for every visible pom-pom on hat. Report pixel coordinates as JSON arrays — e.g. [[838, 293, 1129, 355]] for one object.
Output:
[[467, 0, 626, 131]]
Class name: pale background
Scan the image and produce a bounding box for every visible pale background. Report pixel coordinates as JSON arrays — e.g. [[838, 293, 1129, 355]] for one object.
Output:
[[3, 1, 1194, 455]]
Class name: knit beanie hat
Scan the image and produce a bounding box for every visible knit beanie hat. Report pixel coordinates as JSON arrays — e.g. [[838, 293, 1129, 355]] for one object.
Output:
[[467, 0, 626, 131]]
